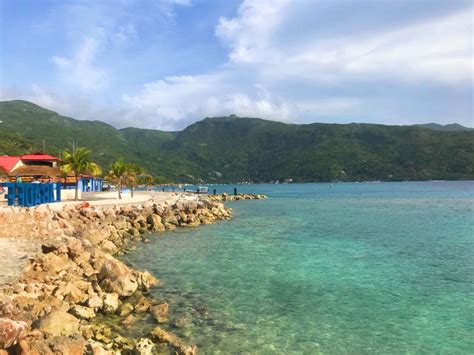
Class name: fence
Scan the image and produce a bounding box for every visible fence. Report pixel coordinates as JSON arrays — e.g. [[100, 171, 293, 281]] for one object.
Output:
[[0, 183, 61, 207]]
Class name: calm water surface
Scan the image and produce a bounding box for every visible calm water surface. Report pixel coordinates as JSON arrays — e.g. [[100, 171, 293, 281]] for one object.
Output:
[[123, 182, 474, 354]]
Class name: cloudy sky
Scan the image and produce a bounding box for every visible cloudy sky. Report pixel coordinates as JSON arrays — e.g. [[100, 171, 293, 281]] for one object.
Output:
[[1, 0, 472, 130]]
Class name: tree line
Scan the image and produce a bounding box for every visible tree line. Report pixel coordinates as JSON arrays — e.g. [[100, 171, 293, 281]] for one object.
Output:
[[61, 147, 154, 201]]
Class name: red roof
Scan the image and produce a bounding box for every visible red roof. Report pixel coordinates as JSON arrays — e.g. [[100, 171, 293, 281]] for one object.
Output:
[[0, 156, 22, 173], [21, 154, 59, 161]]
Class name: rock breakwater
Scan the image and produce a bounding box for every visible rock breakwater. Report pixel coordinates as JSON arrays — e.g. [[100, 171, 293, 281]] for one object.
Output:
[[0, 195, 231, 354], [208, 193, 267, 202]]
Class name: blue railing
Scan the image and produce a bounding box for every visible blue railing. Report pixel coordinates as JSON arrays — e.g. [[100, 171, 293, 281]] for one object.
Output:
[[0, 183, 61, 207]]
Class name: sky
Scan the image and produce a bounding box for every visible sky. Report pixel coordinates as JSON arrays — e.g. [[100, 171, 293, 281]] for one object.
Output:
[[0, 0, 473, 130]]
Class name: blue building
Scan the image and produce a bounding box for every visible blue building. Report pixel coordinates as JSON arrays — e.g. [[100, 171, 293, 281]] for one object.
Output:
[[78, 176, 104, 192]]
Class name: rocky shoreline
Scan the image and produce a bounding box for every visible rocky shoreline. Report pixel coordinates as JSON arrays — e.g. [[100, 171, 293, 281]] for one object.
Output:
[[207, 193, 267, 202], [0, 194, 232, 354]]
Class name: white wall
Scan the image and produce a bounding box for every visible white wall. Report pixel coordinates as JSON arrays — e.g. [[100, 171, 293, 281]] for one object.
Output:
[[61, 188, 81, 201]]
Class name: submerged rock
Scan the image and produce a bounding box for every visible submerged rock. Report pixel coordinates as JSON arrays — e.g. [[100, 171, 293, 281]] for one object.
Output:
[[150, 326, 198, 355], [118, 303, 134, 317], [150, 302, 169, 324], [173, 315, 192, 329], [121, 314, 137, 327], [135, 337, 155, 355], [134, 296, 152, 313]]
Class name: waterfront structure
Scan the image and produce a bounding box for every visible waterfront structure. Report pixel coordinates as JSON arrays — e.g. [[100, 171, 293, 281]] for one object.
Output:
[[0, 156, 23, 174], [79, 175, 104, 192], [0, 182, 61, 207], [0, 152, 103, 191], [2, 153, 62, 183], [20, 153, 59, 167]]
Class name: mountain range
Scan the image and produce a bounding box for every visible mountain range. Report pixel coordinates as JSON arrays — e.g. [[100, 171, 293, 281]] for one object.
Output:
[[0, 100, 472, 183]]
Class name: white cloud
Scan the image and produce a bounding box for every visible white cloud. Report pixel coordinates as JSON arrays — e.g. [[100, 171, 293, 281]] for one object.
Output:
[[120, 1, 471, 129], [297, 98, 362, 117], [48, 0, 193, 92], [121, 73, 296, 127], [3, 0, 472, 130], [216, 0, 290, 63], [0, 85, 98, 120], [121, 73, 359, 129], [51, 31, 109, 90], [216, 1, 473, 84]]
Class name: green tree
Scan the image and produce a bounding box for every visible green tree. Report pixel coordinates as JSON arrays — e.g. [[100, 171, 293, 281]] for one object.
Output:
[[137, 173, 154, 190], [107, 158, 127, 199], [124, 163, 144, 198], [61, 147, 101, 201]]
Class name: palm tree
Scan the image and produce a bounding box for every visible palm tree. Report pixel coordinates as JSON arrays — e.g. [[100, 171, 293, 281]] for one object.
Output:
[[124, 163, 144, 198], [61, 148, 101, 201], [138, 174, 154, 191], [107, 158, 127, 199]]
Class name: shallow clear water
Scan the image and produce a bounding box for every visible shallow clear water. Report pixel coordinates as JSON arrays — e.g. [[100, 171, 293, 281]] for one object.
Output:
[[123, 182, 474, 354]]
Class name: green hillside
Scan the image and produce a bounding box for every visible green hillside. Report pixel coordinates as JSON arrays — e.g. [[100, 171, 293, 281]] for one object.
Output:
[[1, 100, 473, 183], [0, 100, 133, 167], [415, 123, 473, 131], [159, 117, 474, 182]]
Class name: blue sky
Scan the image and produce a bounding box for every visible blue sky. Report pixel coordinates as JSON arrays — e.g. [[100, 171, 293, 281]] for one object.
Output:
[[1, 0, 472, 130]]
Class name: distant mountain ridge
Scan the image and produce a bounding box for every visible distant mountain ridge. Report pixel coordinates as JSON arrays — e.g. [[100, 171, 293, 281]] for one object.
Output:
[[0, 100, 473, 182], [414, 123, 473, 131]]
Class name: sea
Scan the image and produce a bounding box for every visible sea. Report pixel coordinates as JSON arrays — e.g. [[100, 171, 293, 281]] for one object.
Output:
[[122, 181, 474, 354]]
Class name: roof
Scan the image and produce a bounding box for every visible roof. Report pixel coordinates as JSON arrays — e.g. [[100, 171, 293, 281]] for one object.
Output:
[[80, 175, 103, 180], [9, 165, 64, 177], [0, 156, 22, 172], [21, 153, 59, 161]]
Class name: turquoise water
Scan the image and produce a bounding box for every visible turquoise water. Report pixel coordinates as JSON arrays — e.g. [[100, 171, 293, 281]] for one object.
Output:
[[123, 182, 474, 354]]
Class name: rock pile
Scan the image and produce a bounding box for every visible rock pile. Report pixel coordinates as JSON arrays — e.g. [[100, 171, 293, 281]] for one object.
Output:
[[0, 195, 231, 354], [208, 193, 267, 202]]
